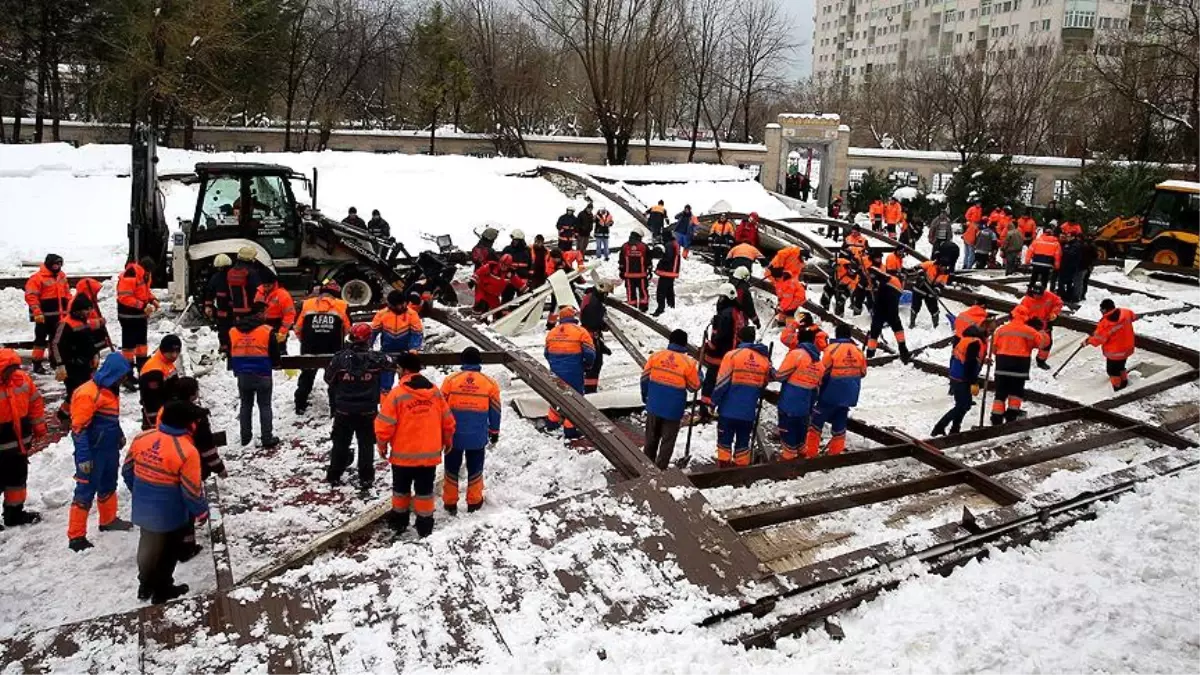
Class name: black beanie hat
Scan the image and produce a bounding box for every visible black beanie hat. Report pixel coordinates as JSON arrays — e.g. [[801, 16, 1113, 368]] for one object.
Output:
[[461, 347, 482, 366], [669, 329, 688, 346], [160, 400, 198, 429], [160, 334, 183, 353]]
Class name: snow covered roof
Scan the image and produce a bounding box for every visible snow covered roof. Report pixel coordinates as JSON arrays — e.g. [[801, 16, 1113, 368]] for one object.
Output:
[[778, 113, 841, 122]]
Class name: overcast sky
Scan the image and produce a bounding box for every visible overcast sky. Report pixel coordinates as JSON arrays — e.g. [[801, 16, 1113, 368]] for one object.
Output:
[[788, 0, 815, 78]]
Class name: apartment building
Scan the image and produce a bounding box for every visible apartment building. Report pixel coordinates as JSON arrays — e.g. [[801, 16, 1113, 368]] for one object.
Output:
[[811, 0, 1142, 83]]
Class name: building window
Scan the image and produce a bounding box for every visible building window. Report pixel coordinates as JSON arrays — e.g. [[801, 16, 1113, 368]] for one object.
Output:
[[1054, 179, 1073, 200], [1020, 179, 1036, 204], [1063, 10, 1095, 28], [931, 172, 954, 193], [956, 32, 963, 42], [1030, 20, 1037, 31], [849, 169, 867, 189], [1042, 18, 1051, 30]]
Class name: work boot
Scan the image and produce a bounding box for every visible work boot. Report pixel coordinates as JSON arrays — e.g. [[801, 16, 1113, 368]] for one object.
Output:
[[899, 343, 912, 364], [295, 403, 308, 415], [241, 435, 253, 447], [261, 436, 282, 450], [137, 584, 152, 601], [1035, 358, 1050, 370], [444, 504, 458, 516], [389, 511, 410, 534], [931, 425, 946, 437], [415, 516, 435, 539], [909, 313, 918, 329], [56, 408, 70, 423], [122, 378, 139, 393], [1114, 380, 1128, 392], [990, 413, 1005, 426], [949, 424, 962, 434], [69, 537, 94, 552], [100, 517, 134, 532], [652, 307, 664, 317], [151, 584, 189, 605], [1005, 409, 1026, 422], [467, 501, 483, 513], [32, 361, 47, 375], [3, 505, 42, 526]]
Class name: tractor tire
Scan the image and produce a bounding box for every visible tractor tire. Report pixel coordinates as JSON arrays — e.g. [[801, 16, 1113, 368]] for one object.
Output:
[[1150, 244, 1183, 267], [335, 273, 384, 308], [1094, 246, 1108, 263]]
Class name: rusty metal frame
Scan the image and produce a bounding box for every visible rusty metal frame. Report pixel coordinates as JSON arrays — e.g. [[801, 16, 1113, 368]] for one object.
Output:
[[278, 350, 509, 370]]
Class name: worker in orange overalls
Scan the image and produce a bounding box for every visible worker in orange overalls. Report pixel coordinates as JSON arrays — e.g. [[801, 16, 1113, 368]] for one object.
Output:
[[1059, 220, 1083, 238], [990, 313, 1048, 424], [640, 330, 701, 468], [253, 269, 296, 355], [50, 295, 102, 421], [805, 323, 867, 457], [1085, 299, 1137, 391], [781, 310, 829, 352], [776, 327, 825, 461], [116, 258, 159, 385], [440, 348, 501, 514], [962, 204, 981, 270], [772, 270, 807, 326], [933, 322, 988, 436], [372, 290, 424, 391], [75, 278, 112, 354], [0, 348, 48, 527], [708, 214, 736, 270], [1026, 228, 1062, 288], [883, 197, 904, 237], [68, 352, 134, 551], [1016, 212, 1038, 246], [867, 199, 885, 231], [820, 249, 859, 317], [139, 334, 181, 429], [865, 265, 910, 361], [376, 353, 455, 537], [712, 326, 774, 467], [844, 225, 869, 257], [543, 306, 596, 440], [294, 281, 351, 413], [24, 253, 71, 374], [1017, 282, 1063, 369], [884, 248, 905, 274], [122, 401, 208, 604], [229, 314, 281, 448], [764, 246, 805, 282], [909, 259, 949, 329]]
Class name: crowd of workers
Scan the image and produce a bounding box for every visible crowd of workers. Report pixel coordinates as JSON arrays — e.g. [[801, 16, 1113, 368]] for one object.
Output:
[[0, 195, 1141, 605]]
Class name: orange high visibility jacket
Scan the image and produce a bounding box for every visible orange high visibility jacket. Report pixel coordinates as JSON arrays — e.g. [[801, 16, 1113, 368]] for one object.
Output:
[[1017, 216, 1037, 239], [868, 200, 885, 220], [1018, 291, 1064, 323], [964, 204, 983, 225], [255, 285, 297, 331], [0, 349, 45, 453], [1060, 221, 1083, 237], [139, 350, 178, 417], [953, 305, 988, 338], [962, 221, 979, 247], [1089, 308, 1136, 360], [640, 346, 701, 421], [24, 265, 71, 319], [834, 255, 859, 290], [776, 345, 826, 410], [884, 251, 904, 273], [440, 367, 501, 449], [116, 262, 154, 317], [918, 260, 949, 286], [1025, 234, 1062, 269], [296, 295, 351, 339], [774, 276, 807, 314], [375, 375, 455, 466], [884, 201, 903, 225], [709, 219, 736, 240], [765, 247, 805, 280], [844, 231, 868, 253], [993, 319, 1048, 358], [727, 243, 763, 262]]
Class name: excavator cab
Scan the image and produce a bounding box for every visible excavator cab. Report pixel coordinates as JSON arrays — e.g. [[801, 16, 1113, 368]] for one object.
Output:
[[1096, 180, 1200, 268], [191, 163, 307, 264]]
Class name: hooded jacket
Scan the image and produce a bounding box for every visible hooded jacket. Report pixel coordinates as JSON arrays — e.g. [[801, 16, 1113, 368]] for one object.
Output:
[[122, 424, 209, 532], [71, 354, 131, 465], [712, 342, 774, 421]]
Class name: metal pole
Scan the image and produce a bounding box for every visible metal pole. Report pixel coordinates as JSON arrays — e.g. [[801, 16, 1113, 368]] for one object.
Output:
[[978, 328, 997, 428], [1053, 341, 1088, 379], [677, 327, 709, 469], [749, 342, 775, 465]]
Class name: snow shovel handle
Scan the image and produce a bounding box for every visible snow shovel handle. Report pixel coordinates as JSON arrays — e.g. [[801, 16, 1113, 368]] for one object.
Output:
[[679, 327, 710, 467], [978, 330, 996, 428], [1052, 342, 1087, 379]]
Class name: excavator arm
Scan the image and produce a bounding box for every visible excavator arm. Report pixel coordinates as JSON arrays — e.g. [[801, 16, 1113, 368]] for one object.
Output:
[[128, 124, 171, 286]]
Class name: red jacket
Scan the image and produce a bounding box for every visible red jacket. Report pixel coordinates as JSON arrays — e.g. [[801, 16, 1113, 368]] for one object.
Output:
[[734, 217, 760, 247], [473, 261, 526, 310]]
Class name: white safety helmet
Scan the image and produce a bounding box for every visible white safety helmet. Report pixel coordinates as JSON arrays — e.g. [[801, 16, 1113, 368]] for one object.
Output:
[[511, 229, 525, 240], [213, 254, 233, 268], [718, 283, 738, 300], [596, 280, 616, 294], [732, 266, 751, 280]]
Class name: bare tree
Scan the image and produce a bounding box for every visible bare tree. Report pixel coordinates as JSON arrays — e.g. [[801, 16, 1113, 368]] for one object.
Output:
[[677, 0, 730, 160], [523, 0, 677, 164], [728, 0, 796, 142]]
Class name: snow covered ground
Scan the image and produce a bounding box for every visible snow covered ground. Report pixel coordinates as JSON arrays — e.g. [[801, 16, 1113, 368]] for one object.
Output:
[[0, 144, 1197, 672]]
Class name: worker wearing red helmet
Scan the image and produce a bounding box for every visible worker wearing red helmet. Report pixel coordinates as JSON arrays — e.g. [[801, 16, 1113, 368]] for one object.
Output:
[[325, 323, 391, 490], [472, 254, 527, 313], [294, 281, 351, 414]]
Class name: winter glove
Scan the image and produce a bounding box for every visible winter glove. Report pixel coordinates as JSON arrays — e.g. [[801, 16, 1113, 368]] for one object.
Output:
[[490, 431, 499, 446], [970, 384, 981, 397], [600, 342, 613, 356], [55, 366, 67, 382], [275, 332, 287, 344], [195, 511, 210, 526], [377, 444, 388, 459], [77, 460, 93, 475], [33, 314, 44, 324], [144, 305, 156, 316]]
